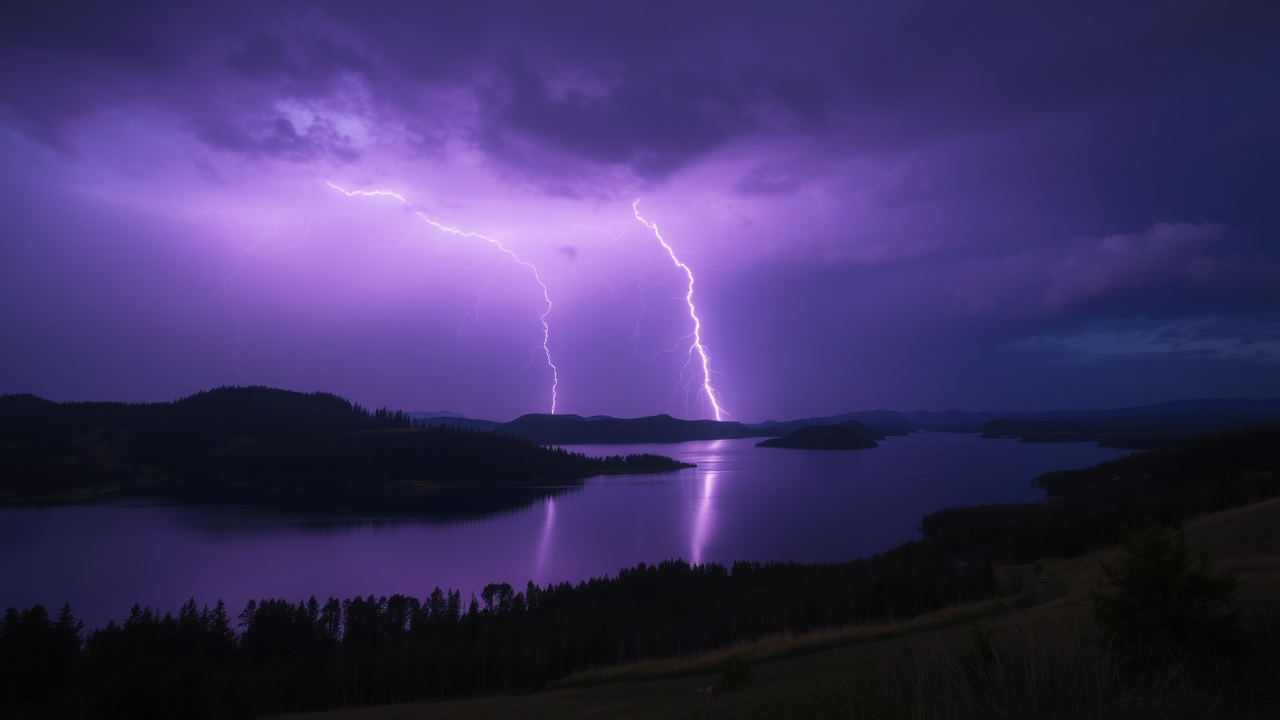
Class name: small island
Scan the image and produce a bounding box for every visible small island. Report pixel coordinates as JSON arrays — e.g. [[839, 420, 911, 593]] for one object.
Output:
[[755, 424, 879, 450]]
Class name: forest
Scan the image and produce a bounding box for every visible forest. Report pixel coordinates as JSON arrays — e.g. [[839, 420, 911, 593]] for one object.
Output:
[[2, 425, 1275, 718], [1, 552, 1000, 718], [0, 387, 691, 499], [921, 425, 1279, 561]]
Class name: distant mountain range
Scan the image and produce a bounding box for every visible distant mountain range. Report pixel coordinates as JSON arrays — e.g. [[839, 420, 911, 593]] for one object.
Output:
[[410, 411, 903, 445], [414, 413, 772, 445], [407, 411, 469, 420], [413, 398, 1279, 447], [409, 410, 916, 445]]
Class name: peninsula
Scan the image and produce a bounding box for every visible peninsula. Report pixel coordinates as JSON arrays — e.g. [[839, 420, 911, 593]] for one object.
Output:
[[0, 387, 693, 502]]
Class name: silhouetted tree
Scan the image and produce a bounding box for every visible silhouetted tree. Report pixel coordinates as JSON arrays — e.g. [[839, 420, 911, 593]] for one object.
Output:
[[1093, 526, 1242, 664]]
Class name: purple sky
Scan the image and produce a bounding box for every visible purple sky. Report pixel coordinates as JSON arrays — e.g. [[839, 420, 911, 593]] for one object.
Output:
[[1, 2, 1277, 422]]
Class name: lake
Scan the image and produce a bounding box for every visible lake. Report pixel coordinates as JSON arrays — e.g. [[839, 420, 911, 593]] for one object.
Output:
[[0, 433, 1129, 627]]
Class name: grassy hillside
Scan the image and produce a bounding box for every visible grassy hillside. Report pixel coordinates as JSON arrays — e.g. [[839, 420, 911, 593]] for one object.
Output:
[[274, 499, 1280, 720]]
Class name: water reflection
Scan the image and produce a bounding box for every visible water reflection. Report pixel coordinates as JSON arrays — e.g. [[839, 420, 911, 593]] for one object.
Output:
[[687, 439, 730, 565], [2, 433, 1132, 628], [690, 468, 717, 565], [534, 497, 556, 584], [129, 484, 580, 531]]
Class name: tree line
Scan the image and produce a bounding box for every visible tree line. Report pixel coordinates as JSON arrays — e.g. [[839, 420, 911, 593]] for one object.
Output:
[[1, 549, 1001, 718], [921, 425, 1278, 563], [3, 425, 1274, 718], [0, 387, 690, 498]]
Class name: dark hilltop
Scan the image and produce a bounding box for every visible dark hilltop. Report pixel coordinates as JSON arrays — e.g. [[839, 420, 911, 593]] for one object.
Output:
[[0, 387, 692, 503]]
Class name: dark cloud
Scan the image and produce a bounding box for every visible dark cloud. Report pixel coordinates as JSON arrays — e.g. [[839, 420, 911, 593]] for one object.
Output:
[[476, 55, 752, 179], [0, 2, 237, 148], [825, 3, 1279, 147], [229, 32, 295, 77], [3, 2, 1277, 188], [1153, 316, 1280, 349], [316, 2, 493, 85], [0, 1, 191, 71], [195, 116, 360, 163], [952, 223, 1280, 318], [2, 1, 1278, 415], [767, 69, 832, 132], [229, 32, 372, 97]]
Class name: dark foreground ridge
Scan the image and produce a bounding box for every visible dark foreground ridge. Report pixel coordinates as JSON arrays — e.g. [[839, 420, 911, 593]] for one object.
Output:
[[0, 387, 692, 501], [2, 426, 1274, 718], [755, 423, 879, 450]]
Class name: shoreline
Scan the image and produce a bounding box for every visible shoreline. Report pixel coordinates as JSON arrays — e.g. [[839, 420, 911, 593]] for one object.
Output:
[[0, 461, 697, 508]]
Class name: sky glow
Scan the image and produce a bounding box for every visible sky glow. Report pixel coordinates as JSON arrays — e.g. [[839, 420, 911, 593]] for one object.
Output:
[[0, 2, 1276, 420]]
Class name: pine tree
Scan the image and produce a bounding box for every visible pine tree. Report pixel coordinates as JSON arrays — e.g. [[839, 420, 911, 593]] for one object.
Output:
[[1093, 525, 1242, 663]]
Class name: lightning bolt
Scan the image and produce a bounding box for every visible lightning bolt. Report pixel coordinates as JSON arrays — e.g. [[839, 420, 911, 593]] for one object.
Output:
[[326, 182, 559, 414], [632, 201, 727, 421]]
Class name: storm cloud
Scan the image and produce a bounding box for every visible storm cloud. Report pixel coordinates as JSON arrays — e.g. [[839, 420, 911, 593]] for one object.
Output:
[[0, 1, 1276, 418]]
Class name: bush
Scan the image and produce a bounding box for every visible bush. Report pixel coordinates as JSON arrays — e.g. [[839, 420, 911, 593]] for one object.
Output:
[[717, 656, 753, 692], [1092, 526, 1242, 664]]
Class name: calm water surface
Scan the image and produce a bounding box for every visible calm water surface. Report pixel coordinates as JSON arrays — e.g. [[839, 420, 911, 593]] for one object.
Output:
[[0, 433, 1129, 626]]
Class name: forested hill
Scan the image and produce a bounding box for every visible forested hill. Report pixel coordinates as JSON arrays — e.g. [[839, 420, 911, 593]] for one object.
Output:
[[0, 387, 691, 499], [921, 425, 1279, 561], [417, 411, 900, 444], [487, 412, 770, 444]]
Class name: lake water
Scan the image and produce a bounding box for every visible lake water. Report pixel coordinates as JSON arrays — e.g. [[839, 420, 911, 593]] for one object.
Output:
[[0, 433, 1129, 627]]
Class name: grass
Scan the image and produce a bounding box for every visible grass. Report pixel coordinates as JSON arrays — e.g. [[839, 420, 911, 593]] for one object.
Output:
[[273, 499, 1280, 720]]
